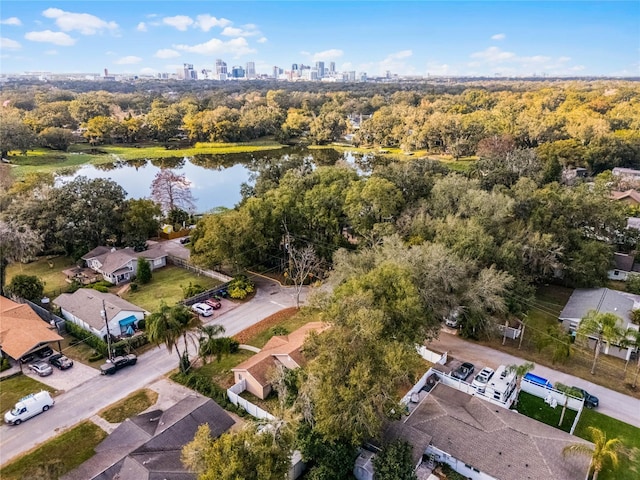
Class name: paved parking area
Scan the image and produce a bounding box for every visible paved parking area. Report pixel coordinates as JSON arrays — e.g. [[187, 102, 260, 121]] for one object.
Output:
[[23, 356, 99, 393]]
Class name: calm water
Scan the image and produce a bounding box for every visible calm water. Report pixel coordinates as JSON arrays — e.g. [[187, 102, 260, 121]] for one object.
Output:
[[57, 148, 382, 213]]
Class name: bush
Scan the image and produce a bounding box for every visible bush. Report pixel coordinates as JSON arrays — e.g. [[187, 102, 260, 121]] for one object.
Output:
[[627, 274, 640, 294], [137, 257, 152, 284], [5, 274, 44, 302], [90, 284, 109, 293], [227, 276, 255, 300], [228, 339, 240, 353], [137, 318, 146, 330], [130, 282, 138, 292], [270, 326, 289, 336], [0, 357, 11, 372], [88, 351, 104, 362], [65, 322, 108, 356], [111, 333, 148, 356], [182, 282, 206, 299]]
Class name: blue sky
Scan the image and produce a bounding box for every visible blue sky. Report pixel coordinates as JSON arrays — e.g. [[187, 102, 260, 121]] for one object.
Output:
[[1, 1, 638, 77]]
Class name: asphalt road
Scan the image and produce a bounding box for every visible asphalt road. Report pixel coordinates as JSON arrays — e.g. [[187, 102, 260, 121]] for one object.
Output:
[[0, 276, 304, 466], [428, 332, 640, 428]]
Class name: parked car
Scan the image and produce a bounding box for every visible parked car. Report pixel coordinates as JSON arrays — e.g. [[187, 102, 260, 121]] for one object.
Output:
[[444, 307, 463, 328], [571, 387, 599, 408], [100, 354, 137, 375], [204, 298, 221, 309], [49, 353, 74, 370], [451, 362, 475, 381], [192, 303, 214, 317], [471, 367, 495, 393], [4, 391, 55, 425], [29, 361, 53, 377], [37, 346, 53, 358]]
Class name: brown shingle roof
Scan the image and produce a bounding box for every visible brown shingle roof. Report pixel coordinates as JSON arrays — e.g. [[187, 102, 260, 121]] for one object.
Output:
[[611, 190, 640, 203], [232, 322, 328, 387], [0, 296, 63, 360], [388, 383, 591, 480]]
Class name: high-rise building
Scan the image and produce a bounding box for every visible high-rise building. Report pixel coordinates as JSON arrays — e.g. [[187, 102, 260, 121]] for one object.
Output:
[[348, 71, 356, 82], [315, 61, 325, 78], [272, 66, 283, 79], [215, 59, 228, 75], [231, 66, 245, 79], [329, 62, 335, 73], [246, 61, 256, 79], [179, 63, 197, 80]]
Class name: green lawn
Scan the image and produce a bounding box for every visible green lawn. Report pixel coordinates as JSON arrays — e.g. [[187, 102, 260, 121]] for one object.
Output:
[[242, 309, 309, 348], [119, 265, 221, 312], [9, 140, 285, 177], [0, 421, 107, 480], [574, 409, 640, 480], [197, 349, 255, 388], [5, 255, 76, 299], [513, 391, 577, 433], [98, 388, 158, 423], [0, 374, 56, 414]]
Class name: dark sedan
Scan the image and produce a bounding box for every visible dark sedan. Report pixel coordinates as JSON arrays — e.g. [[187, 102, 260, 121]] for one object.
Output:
[[100, 354, 137, 375], [572, 387, 599, 408], [49, 353, 74, 370], [451, 362, 475, 381]]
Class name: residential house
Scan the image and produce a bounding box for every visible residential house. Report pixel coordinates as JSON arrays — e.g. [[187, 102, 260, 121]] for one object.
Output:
[[62, 394, 235, 480], [612, 167, 640, 181], [607, 252, 640, 281], [559, 287, 640, 360], [384, 383, 591, 480], [54, 289, 148, 339], [82, 245, 167, 285], [611, 189, 640, 206], [0, 296, 63, 362], [232, 322, 328, 400], [561, 167, 588, 184]]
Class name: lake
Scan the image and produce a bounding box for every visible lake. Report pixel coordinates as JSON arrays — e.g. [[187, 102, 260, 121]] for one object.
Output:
[[57, 148, 382, 213]]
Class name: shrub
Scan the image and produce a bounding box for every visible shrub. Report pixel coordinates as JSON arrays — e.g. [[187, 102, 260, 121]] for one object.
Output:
[[88, 351, 104, 362], [627, 274, 640, 295], [270, 326, 289, 336], [137, 318, 146, 330], [5, 274, 44, 302], [227, 275, 255, 300], [137, 257, 152, 284], [130, 282, 138, 292], [65, 321, 108, 356], [111, 333, 148, 356], [182, 282, 206, 299], [228, 339, 240, 353], [0, 357, 11, 372], [90, 284, 109, 293]]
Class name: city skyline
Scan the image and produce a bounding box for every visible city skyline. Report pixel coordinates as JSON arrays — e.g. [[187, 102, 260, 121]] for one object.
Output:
[[1, 1, 639, 78]]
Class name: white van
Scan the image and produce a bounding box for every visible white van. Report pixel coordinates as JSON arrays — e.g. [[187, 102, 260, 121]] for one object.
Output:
[[191, 303, 214, 317], [4, 391, 55, 425]]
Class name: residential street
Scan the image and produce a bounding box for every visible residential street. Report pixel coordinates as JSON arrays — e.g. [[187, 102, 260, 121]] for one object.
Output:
[[428, 332, 640, 428], [0, 275, 305, 466]]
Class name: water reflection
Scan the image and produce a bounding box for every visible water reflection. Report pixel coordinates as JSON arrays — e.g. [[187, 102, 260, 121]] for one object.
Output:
[[57, 148, 386, 213]]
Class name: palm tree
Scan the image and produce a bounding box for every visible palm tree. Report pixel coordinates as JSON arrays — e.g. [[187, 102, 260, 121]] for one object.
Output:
[[197, 324, 228, 364], [147, 302, 199, 373], [507, 361, 535, 407], [576, 311, 625, 375], [554, 383, 583, 428], [562, 426, 624, 480]]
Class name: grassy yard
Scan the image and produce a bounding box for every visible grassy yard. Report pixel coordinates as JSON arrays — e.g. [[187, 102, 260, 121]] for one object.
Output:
[[233, 307, 306, 348], [513, 391, 578, 433], [0, 421, 107, 480], [98, 388, 158, 423], [119, 265, 221, 312], [0, 374, 56, 414], [197, 349, 255, 388], [574, 409, 640, 480], [5, 255, 76, 299]]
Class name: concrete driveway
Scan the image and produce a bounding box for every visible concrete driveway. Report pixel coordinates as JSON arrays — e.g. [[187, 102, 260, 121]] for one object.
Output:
[[428, 332, 640, 428], [23, 357, 99, 393]]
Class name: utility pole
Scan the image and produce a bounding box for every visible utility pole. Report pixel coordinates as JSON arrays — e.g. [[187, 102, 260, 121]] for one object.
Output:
[[101, 299, 113, 361]]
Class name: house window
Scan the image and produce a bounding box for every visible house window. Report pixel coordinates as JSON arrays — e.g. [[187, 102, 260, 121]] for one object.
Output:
[[614, 270, 620, 275]]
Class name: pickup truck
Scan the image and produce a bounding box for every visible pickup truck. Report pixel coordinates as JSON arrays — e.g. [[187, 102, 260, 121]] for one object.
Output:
[[100, 354, 137, 375]]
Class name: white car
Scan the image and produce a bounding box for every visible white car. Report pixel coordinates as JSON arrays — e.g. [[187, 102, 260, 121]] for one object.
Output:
[[191, 303, 214, 317], [471, 367, 495, 393]]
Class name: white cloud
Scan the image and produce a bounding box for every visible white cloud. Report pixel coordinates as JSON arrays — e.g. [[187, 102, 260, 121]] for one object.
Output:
[[1, 37, 21, 50], [42, 8, 117, 35], [136, 22, 147, 32], [25, 30, 76, 46], [386, 50, 412, 60], [377, 50, 414, 75], [173, 37, 255, 56], [45, 49, 58, 55], [195, 14, 231, 31], [165, 63, 184, 71], [312, 49, 344, 62], [115, 55, 142, 65], [1, 17, 22, 26], [154, 48, 180, 59], [426, 61, 454, 76], [491, 33, 506, 41], [257, 37, 267, 44], [163, 15, 194, 31], [221, 26, 260, 37], [140, 67, 157, 75], [471, 46, 515, 63]]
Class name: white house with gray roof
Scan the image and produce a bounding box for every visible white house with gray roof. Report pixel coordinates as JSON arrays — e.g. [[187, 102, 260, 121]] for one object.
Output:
[[82, 245, 167, 285], [54, 289, 148, 339], [559, 287, 640, 360]]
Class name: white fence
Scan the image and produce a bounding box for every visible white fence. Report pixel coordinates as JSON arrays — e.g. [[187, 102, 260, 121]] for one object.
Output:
[[227, 380, 275, 421], [169, 255, 232, 282], [520, 378, 584, 434], [416, 346, 447, 365]]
